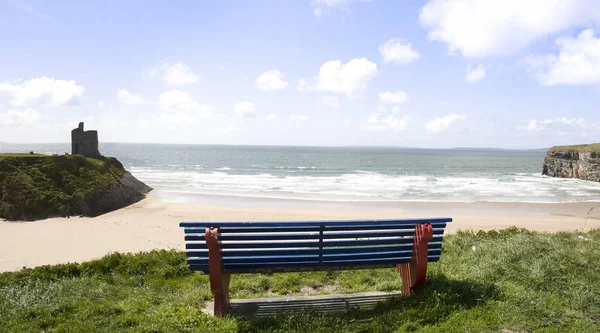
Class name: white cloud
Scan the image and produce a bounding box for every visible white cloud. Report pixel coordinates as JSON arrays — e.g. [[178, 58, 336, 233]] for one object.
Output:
[[153, 91, 219, 131], [523, 117, 600, 139], [362, 112, 410, 132], [419, 0, 600, 58], [290, 114, 310, 122], [527, 119, 542, 132], [117, 89, 145, 105], [0, 77, 84, 106], [158, 90, 213, 116], [266, 113, 277, 121], [526, 120, 541, 131], [300, 58, 378, 97], [255, 69, 288, 91], [526, 117, 585, 132], [321, 95, 340, 109], [378, 91, 409, 104], [377, 105, 403, 113], [311, 0, 367, 17], [0, 108, 40, 126], [426, 113, 466, 134], [379, 39, 420, 64], [526, 29, 600, 85], [465, 64, 487, 83], [297, 79, 309, 92], [150, 61, 199, 86], [98, 100, 105, 109], [234, 101, 257, 118]]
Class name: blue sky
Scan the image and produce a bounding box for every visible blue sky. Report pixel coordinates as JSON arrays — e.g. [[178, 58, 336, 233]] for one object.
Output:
[[1, 0, 599, 148]]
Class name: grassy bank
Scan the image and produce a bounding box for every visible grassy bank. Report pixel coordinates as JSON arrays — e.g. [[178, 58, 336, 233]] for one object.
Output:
[[1, 228, 599, 332], [0, 154, 131, 220]]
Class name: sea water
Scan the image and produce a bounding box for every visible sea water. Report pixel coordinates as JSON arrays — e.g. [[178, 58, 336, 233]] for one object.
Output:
[[2, 143, 600, 203]]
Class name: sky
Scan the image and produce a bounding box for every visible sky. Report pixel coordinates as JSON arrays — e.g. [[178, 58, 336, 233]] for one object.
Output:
[[0, 0, 599, 148]]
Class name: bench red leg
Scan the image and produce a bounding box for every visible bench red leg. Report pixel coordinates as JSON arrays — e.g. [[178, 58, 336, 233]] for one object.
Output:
[[397, 223, 433, 296], [206, 227, 230, 316]]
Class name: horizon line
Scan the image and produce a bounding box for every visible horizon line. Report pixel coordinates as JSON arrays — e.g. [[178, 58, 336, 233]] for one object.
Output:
[[0, 141, 552, 151]]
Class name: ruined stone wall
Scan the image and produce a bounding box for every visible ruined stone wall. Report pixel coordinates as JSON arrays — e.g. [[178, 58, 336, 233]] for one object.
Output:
[[71, 122, 101, 158]]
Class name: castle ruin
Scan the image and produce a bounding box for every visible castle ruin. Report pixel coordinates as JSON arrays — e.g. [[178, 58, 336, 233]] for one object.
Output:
[[71, 122, 101, 158]]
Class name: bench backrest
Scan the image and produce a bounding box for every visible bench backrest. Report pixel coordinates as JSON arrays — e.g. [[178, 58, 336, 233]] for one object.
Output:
[[180, 218, 451, 274]]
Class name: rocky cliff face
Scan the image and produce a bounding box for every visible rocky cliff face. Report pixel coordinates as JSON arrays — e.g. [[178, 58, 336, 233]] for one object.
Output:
[[0, 154, 152, 221], [72, 171, 152, 218], [542, 145, 600, 182]]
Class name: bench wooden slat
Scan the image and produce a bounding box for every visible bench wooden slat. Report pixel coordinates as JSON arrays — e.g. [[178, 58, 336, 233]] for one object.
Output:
[[184, 236, 444, 249], [186, 250, 441, 266], [201, 256, 432, 272], [188, 262, 420, 274], [185, 233, 320, 241], [322, 235, 443, 247], [184, 226, 321, 233], [220, 241, 322, 249], [184, 243, 443, 258], [186, 248, 317, 257], [179, 218, 452, 229], [323, 249, 442, 262], [184, 222, 446, 233], [184, 229, 445, 242], [322, 242, 443, 254], [186, 250, 442, 269], [225, 255, 320, 264], [323, 222, 446, 232]]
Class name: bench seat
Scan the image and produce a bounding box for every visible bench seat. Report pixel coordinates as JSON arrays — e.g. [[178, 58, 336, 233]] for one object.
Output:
[[180, 218, 452, 316]]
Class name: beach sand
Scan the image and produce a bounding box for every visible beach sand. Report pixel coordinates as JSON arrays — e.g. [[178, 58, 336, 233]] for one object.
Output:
[[1, 195, 599, 272]]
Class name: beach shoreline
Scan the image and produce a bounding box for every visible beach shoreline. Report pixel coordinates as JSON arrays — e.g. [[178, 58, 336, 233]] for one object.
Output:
[[1, 195, 599, 272], [154, 191, 600, 217]]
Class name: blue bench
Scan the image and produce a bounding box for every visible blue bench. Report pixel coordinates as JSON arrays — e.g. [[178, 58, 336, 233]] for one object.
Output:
[[179, 218, 452, 316]]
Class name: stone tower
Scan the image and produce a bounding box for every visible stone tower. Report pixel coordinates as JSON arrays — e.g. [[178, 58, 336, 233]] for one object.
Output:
[[71, 122, 101, 158]]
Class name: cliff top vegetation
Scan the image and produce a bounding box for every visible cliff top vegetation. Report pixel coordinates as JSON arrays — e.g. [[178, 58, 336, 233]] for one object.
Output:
[[548, 143, 600, 153], [0, 154, 127, 221]]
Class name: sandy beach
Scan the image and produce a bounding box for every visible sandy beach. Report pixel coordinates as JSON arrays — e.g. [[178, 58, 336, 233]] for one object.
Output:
[[1, 195, 599, 272]]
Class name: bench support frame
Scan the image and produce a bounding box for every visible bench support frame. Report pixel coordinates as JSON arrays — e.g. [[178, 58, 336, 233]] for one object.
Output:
[[205, 223, 434, 316], [397, 223, 433, 296], [206, 227, 231, 317]]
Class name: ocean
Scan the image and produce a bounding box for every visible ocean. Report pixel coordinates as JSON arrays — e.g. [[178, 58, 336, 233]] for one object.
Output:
[[2, 143, 600, 204]]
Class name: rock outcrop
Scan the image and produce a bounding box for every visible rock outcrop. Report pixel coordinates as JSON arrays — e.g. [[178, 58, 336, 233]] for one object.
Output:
[[0, 154, 152, 221], [542, 144, 600, 182]]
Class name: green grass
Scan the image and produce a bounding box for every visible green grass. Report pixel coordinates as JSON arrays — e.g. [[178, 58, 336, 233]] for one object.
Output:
[[548, 143, 600, 153], [0, 154, 126, 220], [1, 228, 600, 332]]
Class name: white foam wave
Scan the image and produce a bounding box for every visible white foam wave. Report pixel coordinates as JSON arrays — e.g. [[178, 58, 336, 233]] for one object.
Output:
[[129, 168, 600, 203]]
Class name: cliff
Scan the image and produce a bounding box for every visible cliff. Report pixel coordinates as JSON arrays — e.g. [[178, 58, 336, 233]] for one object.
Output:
[[542, 144, 600, 182], [0, 154, 152, 221]]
